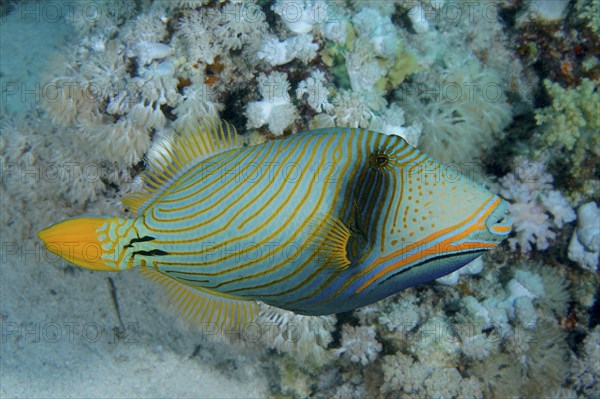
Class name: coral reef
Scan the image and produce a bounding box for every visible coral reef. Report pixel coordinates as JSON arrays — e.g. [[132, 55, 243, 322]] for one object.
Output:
[[3, 1, 598, 398], [515, 0, 600, 88]]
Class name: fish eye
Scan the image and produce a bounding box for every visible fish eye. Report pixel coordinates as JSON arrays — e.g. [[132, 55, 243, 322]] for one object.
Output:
[[376, 155, 388, 165], [369, 149, 393, 172], [496, 216, 505, 224]]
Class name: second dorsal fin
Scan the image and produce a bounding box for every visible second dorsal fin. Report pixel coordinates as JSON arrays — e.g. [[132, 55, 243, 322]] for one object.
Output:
[[122, 119, 243, 215]]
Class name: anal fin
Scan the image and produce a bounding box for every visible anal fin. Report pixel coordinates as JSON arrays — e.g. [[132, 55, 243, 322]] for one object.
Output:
[[140, 268, 258, 331]]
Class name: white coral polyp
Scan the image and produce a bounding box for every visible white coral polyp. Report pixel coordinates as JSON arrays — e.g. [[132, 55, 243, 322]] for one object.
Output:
[[296, 71, 332, 113], [134, 41, 173, 66], [351, 7, 399, 58], [257, 34, 318, 66], [246, 72, 298, 135], [272, 0, 318, 34], [334, 325, 382, 366], [129, 103, 166, 130], [246, 98, 297, 136], [257, 37, 291, 66]]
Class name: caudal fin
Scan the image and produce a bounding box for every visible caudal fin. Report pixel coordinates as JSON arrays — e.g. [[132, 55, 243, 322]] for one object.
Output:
[[38, 217, 122, 271]]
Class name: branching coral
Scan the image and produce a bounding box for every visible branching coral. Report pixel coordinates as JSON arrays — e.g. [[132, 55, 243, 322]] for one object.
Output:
[[330, 89, 384, 129], [68, 0, 135, 36], [376, 293, 421, 334], [497, 159, 576, 252], [505, 269, 545, 327], [461, 296, 511, 337], [44, 13, 177, 168], [460, 263, 569, 334], [272, 0, 337, 35], [367, 103, 422, 147], [80, 44, 129, 99], [408, 316, 461, 367], [135, 60, 179, 110], [333, 324, 381, 366], [536, 79, 599, 152], [381, 352, 484, 398], [576, 0, 600, 37], [351, 7, 398, 59], [44, 76, 98, 126], [381, 353, 433, 397], [78, 115, 151, 165], [343, 6, 419, 92], [436, 257, 483, 286], [534, 78, 600, 186], [211, 2, 269, 52], [528, 263, 571, 319], [133, 41, 173, 66], [120, 12, 168, 46]]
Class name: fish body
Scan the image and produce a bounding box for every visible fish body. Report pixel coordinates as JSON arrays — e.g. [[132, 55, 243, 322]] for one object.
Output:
[[39, 121, 511, 328]]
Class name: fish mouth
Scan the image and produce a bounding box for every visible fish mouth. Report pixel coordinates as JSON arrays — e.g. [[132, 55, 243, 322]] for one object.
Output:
[[485, 199, 512, 238]]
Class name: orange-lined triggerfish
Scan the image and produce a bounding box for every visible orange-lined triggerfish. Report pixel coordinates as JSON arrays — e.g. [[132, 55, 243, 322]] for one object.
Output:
[[39, 120, 511, 330]]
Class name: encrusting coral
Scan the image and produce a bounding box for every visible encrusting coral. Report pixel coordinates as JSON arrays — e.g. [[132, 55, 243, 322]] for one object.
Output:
[[568, 202, 600, 271]]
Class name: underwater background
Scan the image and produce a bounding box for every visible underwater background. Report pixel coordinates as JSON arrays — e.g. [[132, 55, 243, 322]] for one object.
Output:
[[0, 0, 598, 397]]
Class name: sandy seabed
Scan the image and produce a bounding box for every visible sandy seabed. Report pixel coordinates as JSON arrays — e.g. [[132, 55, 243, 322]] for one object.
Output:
[[0, 4, 270, 398]]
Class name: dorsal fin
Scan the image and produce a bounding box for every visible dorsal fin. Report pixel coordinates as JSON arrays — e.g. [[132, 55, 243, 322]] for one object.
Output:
[[122, 119, 243, 215]]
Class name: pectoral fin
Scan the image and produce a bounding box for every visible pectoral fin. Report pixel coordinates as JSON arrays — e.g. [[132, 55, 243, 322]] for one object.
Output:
[[309, 215, 352, 271]]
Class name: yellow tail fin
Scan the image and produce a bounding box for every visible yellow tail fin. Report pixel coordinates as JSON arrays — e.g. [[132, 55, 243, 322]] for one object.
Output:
[[38, 217, 122, 271]]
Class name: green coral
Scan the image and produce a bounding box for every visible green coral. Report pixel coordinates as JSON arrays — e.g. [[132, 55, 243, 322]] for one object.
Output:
[[535, 79, 599, 150], [534, 78, 600, 187], [322, 25, 419, 92], [576, 0, 600, 37], [386, 42, 421, 88]]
